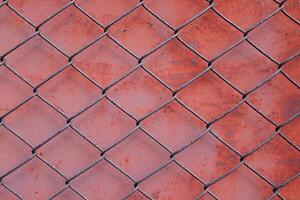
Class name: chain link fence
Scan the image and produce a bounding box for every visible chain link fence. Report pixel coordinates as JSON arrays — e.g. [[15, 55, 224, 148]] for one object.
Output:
[[0, 0, 299, 199]]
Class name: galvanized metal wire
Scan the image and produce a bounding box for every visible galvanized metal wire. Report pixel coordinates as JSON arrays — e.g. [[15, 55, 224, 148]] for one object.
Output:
[[0, 0, 299, 199]]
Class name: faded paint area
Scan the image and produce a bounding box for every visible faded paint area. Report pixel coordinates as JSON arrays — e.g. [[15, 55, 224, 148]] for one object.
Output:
[[72, 160, 134, 200], [108, 68, 172, 119], [177, 71, 241, 121], [214, 0, 277, 30], [249, 73, 300, 124], [51, 188, 83, 200], [140, 163, 204, 200], [126, 191, 149, 200], [76, 0, 139, 26], [6, 36, 67, 86], [107, 129, 170, 180], [0, 66, 32, 116], [0, 6, 33, 54], [10, 0, 69, 25], [284, 0, 300, 21], [0, 185, 19, 200], [4, 97, 66, 146], [39, 67, 101, 117], [246, 136, 300, 185], [212, 103, 275, 154], [142, 101, 206, 151], [279, 176, 300, 200], [109, 7, 173, 57], [249, 12, 300, 62], [0, 126, 31, 175], [199, 193, 216, 200], [175, 133, 240, 182], [41, 6, 103, 55], [37, 127, 99, 178], [210, 165, 273, 200], [3, 158, 65, 200], [145, 0, 208, 28], [281, 116, 300, 147], [0, 1, 299, 200], [179, 9, 242, 60], [73, 37, 136, 88], [143, 39, 207, 90], [213, 41, 278, 93], [283, 55, 300, 84], [72, 98, 136, 149]]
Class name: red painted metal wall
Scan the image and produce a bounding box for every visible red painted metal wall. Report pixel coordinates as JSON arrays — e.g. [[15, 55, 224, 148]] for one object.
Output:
[[0, 0, 299, 200]]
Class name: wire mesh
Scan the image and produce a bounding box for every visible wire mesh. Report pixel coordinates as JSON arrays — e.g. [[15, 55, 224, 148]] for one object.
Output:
[[0, 0, 299, 199]]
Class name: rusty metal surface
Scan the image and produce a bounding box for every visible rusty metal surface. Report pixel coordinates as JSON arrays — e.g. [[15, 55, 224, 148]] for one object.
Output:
[[0, 0, 299, 200]]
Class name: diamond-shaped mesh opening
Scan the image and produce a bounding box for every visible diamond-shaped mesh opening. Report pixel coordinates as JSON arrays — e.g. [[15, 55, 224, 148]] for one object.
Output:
[[0, 0, 299, 199]]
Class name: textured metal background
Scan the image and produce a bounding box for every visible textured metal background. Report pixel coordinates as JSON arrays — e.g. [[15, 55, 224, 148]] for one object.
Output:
[[0, 0, 299, 200]]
